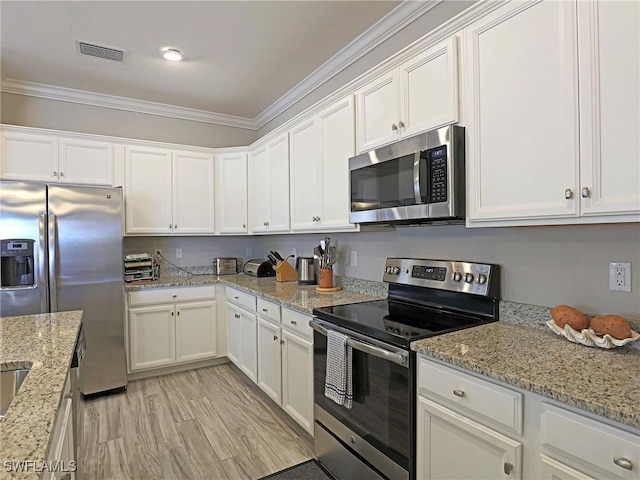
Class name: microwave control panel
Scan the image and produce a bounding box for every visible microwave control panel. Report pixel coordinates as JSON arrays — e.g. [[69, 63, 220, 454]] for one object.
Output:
[[427, 146, 448, 203]]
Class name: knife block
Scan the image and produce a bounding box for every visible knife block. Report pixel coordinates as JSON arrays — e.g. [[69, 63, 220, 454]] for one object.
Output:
[[275, 260, 298, 282]]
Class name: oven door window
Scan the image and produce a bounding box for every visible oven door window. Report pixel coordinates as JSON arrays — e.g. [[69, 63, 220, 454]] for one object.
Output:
[[313, 331, 410, 469], [350, 154, 422, 212]]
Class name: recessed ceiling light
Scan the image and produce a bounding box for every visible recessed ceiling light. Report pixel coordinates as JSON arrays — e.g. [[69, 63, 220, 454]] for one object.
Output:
[[161, 47, 183, 61]]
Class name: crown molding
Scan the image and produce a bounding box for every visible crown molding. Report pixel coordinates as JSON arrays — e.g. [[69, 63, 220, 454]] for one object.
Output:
[[0, 76, 257, 130], [253, 0, 442, 129], [0, 1, 442, 131]]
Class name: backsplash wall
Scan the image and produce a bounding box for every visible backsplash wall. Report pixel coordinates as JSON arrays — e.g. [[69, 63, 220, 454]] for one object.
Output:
[[125, 223, 640, 320]]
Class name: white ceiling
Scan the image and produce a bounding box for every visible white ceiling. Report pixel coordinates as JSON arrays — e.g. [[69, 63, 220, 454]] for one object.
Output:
[[0, 1, 409, 126]]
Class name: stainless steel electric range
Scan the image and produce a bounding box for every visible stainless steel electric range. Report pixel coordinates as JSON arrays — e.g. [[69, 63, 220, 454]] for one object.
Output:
[[311, 258, 500, 480]]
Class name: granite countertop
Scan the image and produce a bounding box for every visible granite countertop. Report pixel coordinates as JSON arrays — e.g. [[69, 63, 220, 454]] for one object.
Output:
[[126, 272, 385, 314], [412, 321, 640, 430], [0, 311, 83, 480]]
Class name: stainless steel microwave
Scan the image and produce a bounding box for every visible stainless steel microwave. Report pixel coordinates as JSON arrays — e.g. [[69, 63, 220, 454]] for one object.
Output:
[[349, 125, 465, 225]]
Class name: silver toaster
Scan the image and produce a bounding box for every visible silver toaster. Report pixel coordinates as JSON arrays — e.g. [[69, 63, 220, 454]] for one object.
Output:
[[213, 257, 238, 275]]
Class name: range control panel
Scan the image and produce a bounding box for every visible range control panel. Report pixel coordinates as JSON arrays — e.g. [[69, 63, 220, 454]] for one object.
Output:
[[383, 258, 496, 296]]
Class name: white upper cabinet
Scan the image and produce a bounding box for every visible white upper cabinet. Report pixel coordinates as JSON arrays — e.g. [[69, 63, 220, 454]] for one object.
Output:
[[125, 145, 215, 235], [290, 96, 357, 232], [356, 36, 459, 153], [250, 133, 290, 233], [1, 129, 114, 186], [173, 150, 215, 234], [125, 146, 173, 234], [215, 151, 248, 234], [465, 0, 580, 224], [577, 0, 640, 217], [465, 0, 639, 226]]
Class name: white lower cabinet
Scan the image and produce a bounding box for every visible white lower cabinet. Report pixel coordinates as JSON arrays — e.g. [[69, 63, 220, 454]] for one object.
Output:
[[226, 287, 258, 383], [281, 326, 314, 435], [417, 357, 522, 479], [257, 316, 282, 404], [45, 371, 75, 480], [127, 286, 217, 373], [417, 356, 640, 480]]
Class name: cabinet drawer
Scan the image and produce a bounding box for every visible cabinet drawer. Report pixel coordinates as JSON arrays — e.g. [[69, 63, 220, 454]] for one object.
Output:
[[282, 308, 312, 340], [418, 357, 523, 435], [257, 297, 281, 324], [226, 286, 256, 311], [128, 285, 215, 306], [541, 404, 640, 479]]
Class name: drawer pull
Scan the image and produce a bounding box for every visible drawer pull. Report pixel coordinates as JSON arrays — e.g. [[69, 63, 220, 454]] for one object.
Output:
[[262, 308, 268, 312], [453, 389, 465, 398], [290, 320, 297, 325], [234, 296, 239, 300], [614, 457, 633, 471], [172, 294, 177, 298], [503, 462, 513, 475]]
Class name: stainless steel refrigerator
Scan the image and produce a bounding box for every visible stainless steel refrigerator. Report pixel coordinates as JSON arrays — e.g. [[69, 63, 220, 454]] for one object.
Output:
[[0, 181, 127, 395]]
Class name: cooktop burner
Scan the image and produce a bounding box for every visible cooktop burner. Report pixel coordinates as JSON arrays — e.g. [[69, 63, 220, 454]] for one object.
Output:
[[312, 258, 500, 349], [313, 299, 495, 349]]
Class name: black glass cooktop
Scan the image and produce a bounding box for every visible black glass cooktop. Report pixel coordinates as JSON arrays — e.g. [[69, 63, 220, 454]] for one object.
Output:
[[313, 299, 495, 349]]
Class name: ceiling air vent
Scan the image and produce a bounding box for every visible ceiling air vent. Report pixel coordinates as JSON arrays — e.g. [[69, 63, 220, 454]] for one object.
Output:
[[77, 42, 125, 62]]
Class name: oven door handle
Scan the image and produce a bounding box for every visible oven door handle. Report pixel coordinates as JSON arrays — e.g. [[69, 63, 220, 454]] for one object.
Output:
[[310, 320, 408, 367]]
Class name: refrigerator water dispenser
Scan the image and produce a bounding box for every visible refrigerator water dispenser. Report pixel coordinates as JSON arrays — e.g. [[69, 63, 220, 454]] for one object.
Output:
[[1, 239, 35, 287]]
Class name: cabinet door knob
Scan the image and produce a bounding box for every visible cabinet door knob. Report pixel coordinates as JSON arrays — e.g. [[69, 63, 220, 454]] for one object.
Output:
[[174, 224, 177, 229], [169, 224, 173, 230], [53, 171, 58, 177], [503, 462, 513, 475], [262, 308, 268, 312], [177, 311, 180, 316], [613, 457, 633, 470], [171, 311, 174, 316], [564, 188, 573, 200], [581, 187, 591, 198], [290, 320, 297, 325], [391, 123, 398, 131], [280, 340, 285, 345], [234, 296, 239, 300], [398, 121, 405, 129], [273, 335, 278, 341], [453, 389, 465, 397], [172, 294, 177, 298], [242, 224, 246, 228], [59, 172, 65, 177]]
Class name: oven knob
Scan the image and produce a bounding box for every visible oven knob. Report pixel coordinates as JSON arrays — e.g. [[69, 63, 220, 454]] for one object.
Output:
[[385, 266, 392, 274], [452, 272, 462, 282], [464, 273, 475, 283], [392, 266, 400, 275], [476, 274, 487, 284]]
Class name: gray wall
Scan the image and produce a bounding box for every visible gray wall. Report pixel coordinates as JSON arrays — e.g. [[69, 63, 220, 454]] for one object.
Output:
[[126, 223, 640, 321], [0, 92, 257, 148]]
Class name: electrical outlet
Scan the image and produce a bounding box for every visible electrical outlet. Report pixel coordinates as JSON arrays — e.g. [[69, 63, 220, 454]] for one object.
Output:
[[154, 249, 162, 259], [609, 262, 631, 292], [245, 247, 253, 258], [350, 250, 358, 267], [176, 248, 183, 259]]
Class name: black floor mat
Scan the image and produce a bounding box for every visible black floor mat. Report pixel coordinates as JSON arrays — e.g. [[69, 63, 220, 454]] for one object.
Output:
[[260, 459, 334, 480]]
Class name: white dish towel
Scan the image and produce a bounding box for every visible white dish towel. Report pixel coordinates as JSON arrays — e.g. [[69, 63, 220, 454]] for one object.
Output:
[[324, 330, 353, 409]]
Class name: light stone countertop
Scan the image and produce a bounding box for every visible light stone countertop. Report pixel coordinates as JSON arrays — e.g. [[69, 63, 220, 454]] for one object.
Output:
[[0, 311, 83, 480], [125, 272, 385, 313], [412, 321, 640, 430]]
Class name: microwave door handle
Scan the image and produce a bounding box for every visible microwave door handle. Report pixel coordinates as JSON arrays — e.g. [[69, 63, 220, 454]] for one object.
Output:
[[413, 151, 422, 204]]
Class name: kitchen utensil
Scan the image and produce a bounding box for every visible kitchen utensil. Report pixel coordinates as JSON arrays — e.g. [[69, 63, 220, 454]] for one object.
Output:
[[271, 250, 284, 261], [295, 257, 317, 285], [267, 254, 278, 265], [325, 246, 338, 268]]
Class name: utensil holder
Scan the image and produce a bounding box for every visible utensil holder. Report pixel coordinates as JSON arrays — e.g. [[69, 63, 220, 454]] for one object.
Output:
[[275, 260, 298, 282], [318, 268, 333, 288]]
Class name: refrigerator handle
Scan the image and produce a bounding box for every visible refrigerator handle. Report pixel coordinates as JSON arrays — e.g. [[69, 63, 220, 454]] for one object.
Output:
[[48, 213, 58, 312], [38, 213, 49, 312]]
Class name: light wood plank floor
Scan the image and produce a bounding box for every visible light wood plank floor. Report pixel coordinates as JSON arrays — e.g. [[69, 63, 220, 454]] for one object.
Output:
[[80, 363, 314, 479]]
